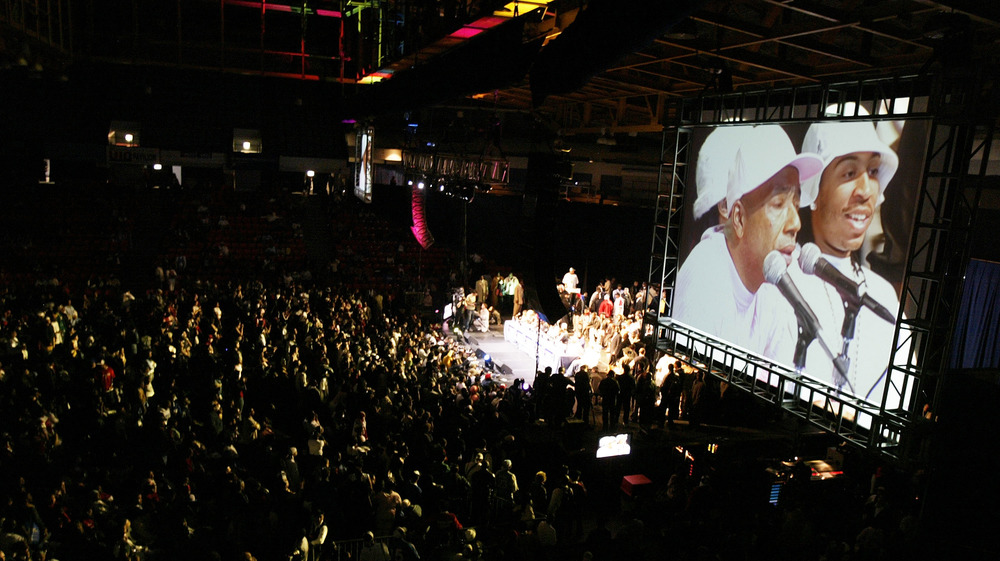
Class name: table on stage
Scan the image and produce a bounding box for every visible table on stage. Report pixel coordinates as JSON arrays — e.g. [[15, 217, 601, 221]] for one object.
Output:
[[503, 320, 582, 373]]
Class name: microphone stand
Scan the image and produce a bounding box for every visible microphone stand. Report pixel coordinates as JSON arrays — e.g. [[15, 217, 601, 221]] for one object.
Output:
[[792, 312, 818, 374], [791, 310, 852, 394], [836, 300, 861, 393]]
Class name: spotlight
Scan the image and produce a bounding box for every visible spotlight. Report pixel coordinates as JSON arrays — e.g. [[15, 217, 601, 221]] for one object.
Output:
[[418, 181, 425, 189], [407, 179, 414, 186], [124, 133, 134, 143], [306, 170, 316, 178], [242, 141, 251, 151], [153, 163, 163, 171]]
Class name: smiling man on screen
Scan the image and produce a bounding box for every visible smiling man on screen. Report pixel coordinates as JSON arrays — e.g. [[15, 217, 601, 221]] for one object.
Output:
[[793, 119, 904, 404]]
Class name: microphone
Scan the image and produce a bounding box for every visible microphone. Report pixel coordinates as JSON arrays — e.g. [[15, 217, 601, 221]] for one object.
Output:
[[764, 251, 850, 388], [764, 251, 822, 338], [798, 243, 896, 324]]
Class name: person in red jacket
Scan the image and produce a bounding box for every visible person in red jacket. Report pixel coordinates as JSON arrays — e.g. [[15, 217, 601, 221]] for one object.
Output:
[[597, 294, 614, 318]]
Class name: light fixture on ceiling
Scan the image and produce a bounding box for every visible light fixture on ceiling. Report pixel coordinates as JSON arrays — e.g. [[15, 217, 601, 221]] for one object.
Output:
[[663, 18, 699, 40]]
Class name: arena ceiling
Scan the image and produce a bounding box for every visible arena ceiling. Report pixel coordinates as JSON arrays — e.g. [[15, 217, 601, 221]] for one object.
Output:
[[3, 0, 1000, 139], [433, 0, 1000, 135]]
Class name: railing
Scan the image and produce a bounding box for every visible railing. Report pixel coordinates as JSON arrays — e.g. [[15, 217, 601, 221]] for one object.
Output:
[[652, 318, 902, 457]]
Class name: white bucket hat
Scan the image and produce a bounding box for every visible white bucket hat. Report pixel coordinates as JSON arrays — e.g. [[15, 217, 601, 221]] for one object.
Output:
[[800, 120, 899, 206], [725, 125, 823, 217], [694, 127, 745, 220]]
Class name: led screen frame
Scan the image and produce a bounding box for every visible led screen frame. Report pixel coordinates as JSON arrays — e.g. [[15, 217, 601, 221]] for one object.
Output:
[[671, 118, 931, 415]]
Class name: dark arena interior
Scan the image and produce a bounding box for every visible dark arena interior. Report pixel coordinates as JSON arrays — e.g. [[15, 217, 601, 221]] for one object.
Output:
[[2, 2, 1000, 560]]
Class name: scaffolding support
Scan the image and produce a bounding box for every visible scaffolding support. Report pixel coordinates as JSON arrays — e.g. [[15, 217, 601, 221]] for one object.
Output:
[[644, 100, 690, 329]]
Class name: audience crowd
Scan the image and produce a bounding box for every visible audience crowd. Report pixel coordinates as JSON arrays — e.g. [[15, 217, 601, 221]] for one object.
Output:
[[0, 188, 932, 561]]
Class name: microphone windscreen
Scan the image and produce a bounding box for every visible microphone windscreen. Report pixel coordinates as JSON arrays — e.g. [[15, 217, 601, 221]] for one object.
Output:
[[763, 251, 788, 285], [798, 243, 822, 275]]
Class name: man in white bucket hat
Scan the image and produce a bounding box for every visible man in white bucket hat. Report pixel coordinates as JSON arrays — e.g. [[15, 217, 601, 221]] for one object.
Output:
[[674, 125, 823, 363], [793, 119, 906, 406]]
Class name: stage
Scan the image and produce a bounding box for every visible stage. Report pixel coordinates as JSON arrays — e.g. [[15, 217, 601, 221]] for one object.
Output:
[[456, 323, 540, 388], [453, 319, 614, 389]]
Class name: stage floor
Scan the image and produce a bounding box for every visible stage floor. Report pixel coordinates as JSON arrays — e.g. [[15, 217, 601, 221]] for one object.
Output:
[[458, 323, 540, 387]]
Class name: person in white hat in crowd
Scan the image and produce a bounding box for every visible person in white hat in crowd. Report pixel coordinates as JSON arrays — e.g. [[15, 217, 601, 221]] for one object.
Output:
[[674, 125, 824, 364], [792, 119, 907, 407]]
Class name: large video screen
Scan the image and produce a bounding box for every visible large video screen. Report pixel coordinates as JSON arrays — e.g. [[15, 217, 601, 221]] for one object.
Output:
[[672, 117, 930, 410], [355, 126, 374, 203]]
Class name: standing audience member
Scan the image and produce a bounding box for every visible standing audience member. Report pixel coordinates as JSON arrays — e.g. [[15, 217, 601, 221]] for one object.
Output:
[[634, 369, 658, 427], [598, 372, 620, 432], [660, 364, 683, 428], [360, 531, 391, 561], [616, 365, 636, 427], [573, 367, 594, 426]]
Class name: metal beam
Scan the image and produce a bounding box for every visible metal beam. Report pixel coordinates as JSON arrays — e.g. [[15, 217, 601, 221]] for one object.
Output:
[[912, 0, 1000, 27], [654, 38, 819, 81], [759, 0, 934, 50], [557, 123, 665, 135], [689, 12, 875, 66], [616, 65, 708, 90]]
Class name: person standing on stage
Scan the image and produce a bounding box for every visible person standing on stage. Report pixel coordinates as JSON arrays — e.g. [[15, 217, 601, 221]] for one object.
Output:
[[562, 267, 579, 293], [462, 290, 477, 332], [476, 275, 490, 310], [490, 272, 502, 309], [598, 293, 614, 318], [612, 290, 626, 318], [512, 276, 524, 317]]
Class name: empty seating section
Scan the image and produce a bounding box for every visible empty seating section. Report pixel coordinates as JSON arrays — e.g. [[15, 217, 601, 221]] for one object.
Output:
[[330, 205, 457, 293], [0, 190, 133, 287], [0, 187, 479, 300], [161, 198, 306, 283]]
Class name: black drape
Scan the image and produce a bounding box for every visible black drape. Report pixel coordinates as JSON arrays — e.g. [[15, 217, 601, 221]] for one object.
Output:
[[950, 258, 1000, 369]]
